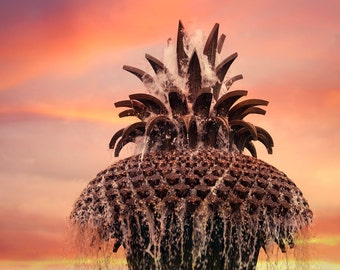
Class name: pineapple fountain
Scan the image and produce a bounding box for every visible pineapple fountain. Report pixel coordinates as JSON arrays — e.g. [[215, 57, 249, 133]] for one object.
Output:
[[70, 21, 313, 269]]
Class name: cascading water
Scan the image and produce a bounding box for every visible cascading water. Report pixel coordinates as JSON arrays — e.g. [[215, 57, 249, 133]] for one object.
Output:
[[70, 21, 313, 269]]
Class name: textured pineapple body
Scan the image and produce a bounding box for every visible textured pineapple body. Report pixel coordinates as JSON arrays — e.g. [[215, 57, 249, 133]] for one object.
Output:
[[71, 148, 312, 270]]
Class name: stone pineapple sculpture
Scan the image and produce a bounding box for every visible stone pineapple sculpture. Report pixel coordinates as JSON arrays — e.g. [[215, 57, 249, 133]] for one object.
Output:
[[70, 21, 312, 270]]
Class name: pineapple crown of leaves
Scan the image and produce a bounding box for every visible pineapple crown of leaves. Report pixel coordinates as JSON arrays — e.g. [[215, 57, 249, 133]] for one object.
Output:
[[110, 21, 274, 158]]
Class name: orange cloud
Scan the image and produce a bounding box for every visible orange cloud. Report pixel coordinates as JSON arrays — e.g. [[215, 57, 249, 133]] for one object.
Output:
[[309, 212, 340, 263], [0, 207, 65, 260], [0, 101, 138, 125], [0, 0, 215, 90]]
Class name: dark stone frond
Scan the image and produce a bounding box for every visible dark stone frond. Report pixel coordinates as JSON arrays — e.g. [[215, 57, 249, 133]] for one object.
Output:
[[245, 141, 257, 157], [121, 122, 146, 141], [115, 99, 149, 120], [203, 117, 229, 148], [232, 125, 273, 156], [230, 120, 258, 141], [215, 53, 239, 82], [118, 109, 137, 118], [114, 100, 132, 108], [217, 34, 226, 54], [186, 116, 198, 148], [225, 74, 243, 90], [114, 122, 146, 157], [256, 127, 274, 154], [145, 53, 166, 74], [256, 127, 274, 147], [210, 116, 230, 133], [192, 89, 212, 118], [239, 107, 266, 120], [177, 20, 189, 77], [129, 93, 168, 115], [203, 23, 219, 68], [213, 52, 238, 99], [113, 139, 125, 157], [123, 65, 155, 85], [145, 116, 178, 151], [168, 88, 188, 117], [187, 51, 202, 103], [203, 120, 220, 148], [233, 127, 255, 153], [145, 115, 173, 137], [109, 128, 124, 149], [203, 116, 229, 148], [228, 99, 269, 121], [214, 90, 248, 117]]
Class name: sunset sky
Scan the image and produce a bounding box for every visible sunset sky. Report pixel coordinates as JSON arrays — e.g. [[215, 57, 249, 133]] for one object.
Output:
[[0, 0, 339, 268]]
